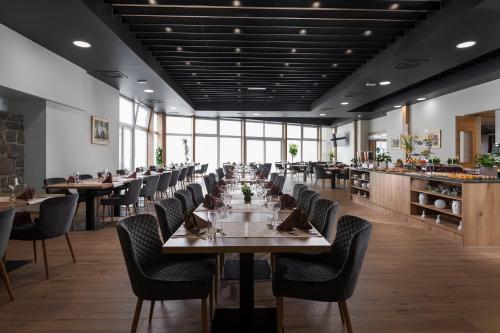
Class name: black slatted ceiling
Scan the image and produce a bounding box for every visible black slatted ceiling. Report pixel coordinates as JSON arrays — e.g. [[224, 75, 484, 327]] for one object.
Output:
[[106, 0, 441, 107]]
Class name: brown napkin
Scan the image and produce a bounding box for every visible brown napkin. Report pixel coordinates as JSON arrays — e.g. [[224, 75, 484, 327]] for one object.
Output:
[[280, 194, 297, 209], [127, 172, 137, 178], [158, 168, 165, 173], [267, 185, 282, 196], [16, 187, 35, 201], [265, 181, 273, 189], [211, 184, 221, 198], [97, 172, 104, 178], [277, 208, 311, 231], [202, 194, 223, 209], [102, 173, 113, 183], [226, 171, 234, 179], [217, 179, 226, 186], [143, 170, 151, 176], [67, 176, 76, 183], [184, 212, 211, 230], [135, 167, 141, 172]]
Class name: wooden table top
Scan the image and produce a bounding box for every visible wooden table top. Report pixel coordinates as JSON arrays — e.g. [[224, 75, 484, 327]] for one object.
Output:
[[0, 194, 63, 213], [162, 197, 331, 254], [44, 173, 161, 190]]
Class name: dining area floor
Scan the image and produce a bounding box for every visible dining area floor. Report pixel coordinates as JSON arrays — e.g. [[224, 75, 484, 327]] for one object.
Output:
[[1, 177, 500, 333]]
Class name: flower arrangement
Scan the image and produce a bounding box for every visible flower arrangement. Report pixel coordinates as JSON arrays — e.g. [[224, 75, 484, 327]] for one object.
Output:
[[447, 156, 459, 165], [182, 138, 190, 163], [155, 147, 163, 167], [288, 144, 298, 163], [400, 135, 414, 159], [328, 150, 335, 163], [241, 184, 254, 203], [375, 148, 392, 168]]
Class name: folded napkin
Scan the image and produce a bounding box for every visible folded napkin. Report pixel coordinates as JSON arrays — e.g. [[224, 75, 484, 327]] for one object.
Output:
[[67, 176, 76, 183], [102, 173, 113, 183], [127, 172, 137, 179], [265, 181, 273, 189], [143, 170, 151, 176], [184, 212, 211, 230], [226, 172, 234, 179], [202, 194, 223, 210], [135, 167, 141, 172], [217, 179, 226, 186], [97, 172, 104, 178], [267, 185, 282, 196], [211, 184, 222, 198], [158, 168, 165, 173], [16, 187, 35, 201], [280, 194, 297, 209], [277, 208, 311, 231]]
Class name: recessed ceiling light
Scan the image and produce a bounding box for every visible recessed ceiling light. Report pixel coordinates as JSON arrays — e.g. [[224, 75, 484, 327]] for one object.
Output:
[[299, 29, 307, 35], [389, 3, 400, 10], [185, 61, 191, 65], [394, 105, 402, 108], [204, 94, 208, 98], [235, 47, 241, 52], [236, 62, 241, 66], [312, 1, 321, 8], [365, 82, 377, 87], [379, 81, 391, 86], [456, 41, 476, 49], [72, 40, 91, 48], [322, 74, 327, 78], [345, 49, 353, 55], [416, 97, 427, 101], [192, 73, 196, 76], [176, 46, 183, 51], [341, 102, 349, 105], [137, 79, 148, 84], [237, 73, 241, 76], [357, 114, 362, 118], [165, 27, 172, 32], [314, 82, 318, 86], [232, 0, 241, 6], [170, 106, 177, 110], [332, 63, 338, 67], [197, 81, 201, 85], [144, 89, 154, 93], [233, 27, 241, 34], [320, 113, 326, 116], [253, 113, 260, 116], [291, 48, 297, 53], [285, 63, 290, 67], [148, 0, 157, 5], [363, 30, 372, 36], [280, 73, 284, 77]]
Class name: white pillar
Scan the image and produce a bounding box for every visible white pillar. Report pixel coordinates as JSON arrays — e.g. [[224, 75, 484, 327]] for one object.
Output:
[[496, 110, 500, 144]]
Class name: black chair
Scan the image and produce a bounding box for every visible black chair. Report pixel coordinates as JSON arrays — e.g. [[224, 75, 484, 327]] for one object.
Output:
[[187, 183, 204, 207], [174, 189, 196, 214], [139, 175, 160, 212], [0, 208, 15, 301], [116, 169, 127, 176], [177, 167, 188, 189], [276, 175, 286, 193], [116, 214, 214, 333], [156, 172, 172, 198], [273, 215, 372, 333], [292, 184, 306, 200], [10, 195, 79, 279], [270, 172, 278, 185], [297, 190, 320, 218], [337, 167, 350, 189], [100, 179, 142, 221], [44, 177, 71, 195], [203, 175, 213, 195], [310, 199, 339, 241], [314, 165, 329, 189], [186, 165, 195, 183], [215, 167, 225, 181], [208, 173, 217, 187], [168, 170, 180, 196]]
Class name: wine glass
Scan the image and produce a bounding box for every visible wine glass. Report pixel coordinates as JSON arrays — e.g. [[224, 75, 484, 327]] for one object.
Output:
[[256, 184, 265, 206], [270, 195, 280, 227], [207, 211, 217, 240]]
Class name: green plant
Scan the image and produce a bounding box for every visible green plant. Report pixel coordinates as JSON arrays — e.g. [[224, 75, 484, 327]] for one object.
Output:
[[447, 156, 459, 165], [155, 147, 163, 167], [288, 144, 298, 162], [328, 150, 335, 163], [400, 135, 414, 157], [350, 157, 358, 166], [428, 157, 441, 165], [375, 148, 392, 164], [182, 138, 190, 163], [241, 184, 253, 198], [475, 153, 499, 167]]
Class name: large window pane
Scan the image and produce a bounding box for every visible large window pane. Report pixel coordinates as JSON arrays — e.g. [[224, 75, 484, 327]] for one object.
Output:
[[265, 141, 281, 163], [220, 120, 241, 136], [220, 137, 241, 164], [153, 113, 158, 132], [246, 122, 263, 137], [166, 135, 192, 164], [302, 141, 318, 162], [122, 127, 132, 170], [195, 136, 218, 172], [287, 139, 301, 162], [119, 97, 134, 125], [287, 124, 301, 139], [166, 116, 192, 134], [303, 126, 318, 139], [246, 140, 264, 163], [195, 119, 217, 134], [265, 123, 282, 138], [136, 106, 150, 128], [134, 129, 147, 168]]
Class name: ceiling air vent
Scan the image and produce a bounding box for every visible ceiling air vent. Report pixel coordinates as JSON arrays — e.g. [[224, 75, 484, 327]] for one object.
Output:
[[393, 59, 429, 70], [343, 91, 362, 98], [95, 70, 128, 79]]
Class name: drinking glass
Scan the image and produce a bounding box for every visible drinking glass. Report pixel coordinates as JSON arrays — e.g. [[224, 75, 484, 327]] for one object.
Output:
[[207, 211, 217, 240], [216, 206, 226, 236], [270, 195, 280, 226]]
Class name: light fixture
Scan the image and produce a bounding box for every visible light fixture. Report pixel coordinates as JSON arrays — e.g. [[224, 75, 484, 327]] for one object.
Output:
[[357, 114, 362, 118], [72, 40, 91, 48], [363, 30, 372, 36], [285, 62, 290, 67], [148, 0, 157, 5], [176, 46, 183, 51], [379, 81, 391, 86], [345, 49, 353, 55], [248, 87, 266, 91], [197, 81, 201, 85], [253, 113, 260, 116], [189, 113, 195, 115], [144, 89, 154, 93], [312, 1, 321, 8], [332, 63, 338, 67], [320, 113, 326, 116], [389, 3, 400, 10], [322, 74, 327, 78], [291, 48, 297, 53], [233, 0, 241, 6], [341, 102, 349, 105], [185, 61, 191, 65], [165, 27, 172, 32], [204, 94, 208, 98], [192, 73, 196, 76], [456, 41, 476, 49], [280, 73, 284, 77], [137, 79, 148, 84], [235, 47, 241, 52], [170, 106, 177, 110], [233, 27, 241, 34], [365, 82, 377, 87], [237, 73, 241, 76], [417, 97, 427, 101], [236, 62, 241, 66], [394, 105, 402, 108], [299, 29, 307, 35]]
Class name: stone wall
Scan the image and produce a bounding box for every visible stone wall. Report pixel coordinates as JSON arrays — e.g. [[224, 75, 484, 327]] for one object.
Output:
[[0, 113, 24, 193]]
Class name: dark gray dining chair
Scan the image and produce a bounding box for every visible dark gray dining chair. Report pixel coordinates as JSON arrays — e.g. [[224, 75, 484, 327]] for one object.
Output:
[[273, 215, 372, 333], [297, 189, 320, 218], [100, 179, 143, 221], [44, 177, 71, 195], [276, 175, 286, 193], [292, 184, 306, 200], [10, 194, 79, 279], [156, 172, 171, 198], [215, 167, 225, 181], [168, 170, 180, 196], [314, 165, 329, 189], [174, 189, 195, 214], [186, 165, 195, 183], [203, 175, 213, 195], [177, 167, 188, 189], [270, 172, 278, 185], [0, 208, 15, 300], [139, 175, 160, 212], [187, 183, 204, 207], [116, 214, 214, 333]]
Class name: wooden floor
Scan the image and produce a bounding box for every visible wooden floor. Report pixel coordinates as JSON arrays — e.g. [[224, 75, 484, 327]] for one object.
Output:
[[1, 176, 500, 333]]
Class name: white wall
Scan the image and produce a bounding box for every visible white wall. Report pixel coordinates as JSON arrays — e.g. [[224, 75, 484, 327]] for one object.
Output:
[[320, 126, 333, 161], [336, 122, 355, 163], [496, 110, 500, 143]]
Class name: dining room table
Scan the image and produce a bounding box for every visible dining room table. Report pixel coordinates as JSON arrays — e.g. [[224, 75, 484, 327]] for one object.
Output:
[[324, 166, 343, 189], [162, 192, 331, 333]]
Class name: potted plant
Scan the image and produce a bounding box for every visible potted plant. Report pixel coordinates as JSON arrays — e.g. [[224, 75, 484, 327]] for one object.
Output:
[[241, 184, 254, 203], [447, 156, 459, 165], [350, 157, 359, 167], [155, 147, 163, 167], [475, 153, 499, 176], [375, 148, 392, 169], [328, 150, 335, 163], [400, 135, 414, 160], [288, 144, 298, 163], [182, 138, 190, 163]]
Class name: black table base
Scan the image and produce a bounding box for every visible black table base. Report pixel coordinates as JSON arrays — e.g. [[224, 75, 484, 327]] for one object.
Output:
[[331, 173, 337, 189], [211, 308, 277, 333], [222, 259, 271, 280]]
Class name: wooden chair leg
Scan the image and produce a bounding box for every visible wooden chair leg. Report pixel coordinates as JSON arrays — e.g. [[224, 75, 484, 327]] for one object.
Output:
[[0, 259, 14, 301], [276, 296, 283, 333], [65, 233, 76, 263], [340, 300, 353, 333], [41, 239, 49, 279], [201, 297, 209, 333], [131, 298, 143, 333], [149, 300, 155, 322], [33, 240, 37, 263], [338, 302, 345, 324]]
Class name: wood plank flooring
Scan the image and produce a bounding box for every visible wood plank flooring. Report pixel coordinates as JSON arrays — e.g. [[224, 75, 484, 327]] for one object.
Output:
[[1, 176, 500, 332]]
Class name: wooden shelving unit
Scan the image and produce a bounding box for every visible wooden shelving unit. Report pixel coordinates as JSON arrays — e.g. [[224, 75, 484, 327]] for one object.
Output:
[[410, 188, 462, 201], [349, 169, 371, 200]]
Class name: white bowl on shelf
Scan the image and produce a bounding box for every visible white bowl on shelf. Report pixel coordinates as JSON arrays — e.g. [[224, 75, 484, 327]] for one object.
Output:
[[434, 199, 446, 209]]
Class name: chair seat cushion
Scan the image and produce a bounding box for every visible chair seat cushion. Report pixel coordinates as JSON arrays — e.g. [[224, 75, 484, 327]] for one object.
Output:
[[275, 257, 338, 283], [10, 222, 38, 240], [100, 195, 125, 205]]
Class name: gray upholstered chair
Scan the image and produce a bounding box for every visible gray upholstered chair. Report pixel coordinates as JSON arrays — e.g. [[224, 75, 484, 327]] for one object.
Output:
[[100, 179, 143, 220], [139, 175, 160, 212], [297, 190, 320, 218], [186, 165, 195, 183], [215, 167, 225, 181], [208, 173, 217, 188], [203, 175, 213, 195], [310, 199, 339, 241], [177, 167, 188, 189], [156, 172, 171, 198], [270, 172, 278, 185], [44, 177, 71, 195], [116, 214, 214, 333], [314, 165, 329, 189], [187, 183, 204, 207], [273, 215, 372, 333], [174, 189, 195, 214], [0, 208, 15, 301], [10, 194, 79, 279], [292, 184, 306, 200], [168, 170, 180, 196], [276, 175, 286, 193]]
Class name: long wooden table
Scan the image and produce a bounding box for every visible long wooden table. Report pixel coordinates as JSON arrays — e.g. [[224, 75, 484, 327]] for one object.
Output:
[[163, 196, 330, 333]]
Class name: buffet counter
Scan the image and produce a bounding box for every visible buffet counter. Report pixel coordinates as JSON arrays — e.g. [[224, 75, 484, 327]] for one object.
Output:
[[349, 169, 500, 247]]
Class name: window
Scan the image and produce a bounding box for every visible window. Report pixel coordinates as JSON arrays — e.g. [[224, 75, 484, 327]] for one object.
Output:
[[246, 122, 264, 137], [265, 123, 282, 138], [287, 124, 301, 138], [122, 127, 132, 170], [119, 96, 134, 170], [167, 116, 192, 134], [265, 140, 281, 163], [196, 119, 217, 134], [303, 126, 318, 139], [119, 97, 134, 125], [134, 129, 147, 168], [136, 105, 150, 128], [220, 137, 241, 164], [166, 135, 192, 164], [195, 136, 218, 171], [302, 140, 318, 162], [246, 140, 264, 163], [220, 120, 241, 136]]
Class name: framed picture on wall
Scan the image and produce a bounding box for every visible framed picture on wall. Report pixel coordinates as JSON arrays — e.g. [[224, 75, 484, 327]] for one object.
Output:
[[424, 129, 441, 148], [91, 116, 109, 145], [389, 135, 401, 149]]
